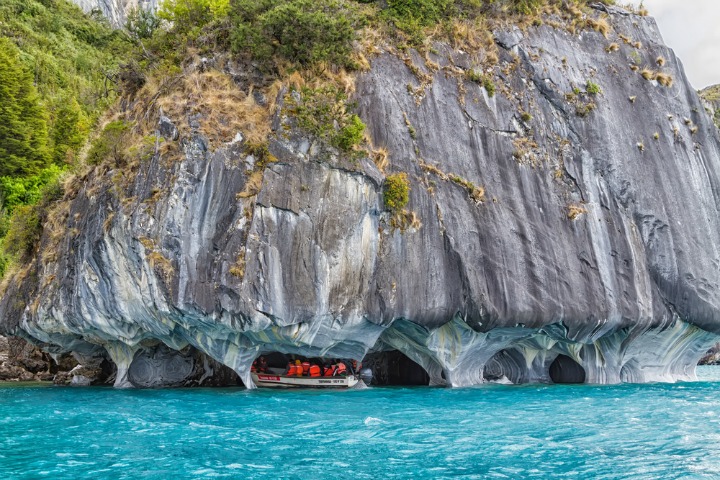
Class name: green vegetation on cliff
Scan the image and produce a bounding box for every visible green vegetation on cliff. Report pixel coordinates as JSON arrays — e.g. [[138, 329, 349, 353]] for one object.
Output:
[[0, 0, 621, 280], [0, 0, 130, 276]]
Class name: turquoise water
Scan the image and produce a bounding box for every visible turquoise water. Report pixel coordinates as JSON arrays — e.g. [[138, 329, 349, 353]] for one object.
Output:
[[2, 368, 720, 479]]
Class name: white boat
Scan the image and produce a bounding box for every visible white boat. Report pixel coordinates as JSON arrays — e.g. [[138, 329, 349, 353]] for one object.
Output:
[[251, 372, 360, 388]]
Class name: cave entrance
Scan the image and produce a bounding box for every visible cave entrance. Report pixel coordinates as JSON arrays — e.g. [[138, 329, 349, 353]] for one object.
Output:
[[484, 349, 525, 384], [549, 354, 586, 384], [362, 350, 430, 386]]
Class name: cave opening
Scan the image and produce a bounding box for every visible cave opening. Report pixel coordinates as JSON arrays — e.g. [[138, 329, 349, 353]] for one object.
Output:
[[549, 354, 586, 384], [484, 349, 525, 384], [361, 350, 430, 386]]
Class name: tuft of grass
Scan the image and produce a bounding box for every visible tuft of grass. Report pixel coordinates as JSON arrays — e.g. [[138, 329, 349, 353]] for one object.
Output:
[[656, 56, 666, 67], [567, 204, 587, 220], [606, 43, 619, 53], [655, 72, 673, 87], [637, 142, 644, 152], [640, 68, 655, 80], [586, 17, 610, 37]]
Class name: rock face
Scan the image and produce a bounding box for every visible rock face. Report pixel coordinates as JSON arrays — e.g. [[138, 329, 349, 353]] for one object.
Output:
[[2, 6, 720, 388], [0, 335, 77, 382], [72, 0, 158, 28]]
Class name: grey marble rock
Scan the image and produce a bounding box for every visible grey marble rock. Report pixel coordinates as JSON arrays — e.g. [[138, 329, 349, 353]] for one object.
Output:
[[2, 9, 720, 387]]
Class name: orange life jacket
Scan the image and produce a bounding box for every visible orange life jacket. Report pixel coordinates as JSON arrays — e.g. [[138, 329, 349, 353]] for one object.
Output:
[[287, 365, 298, 376], [335, 362, 347, 375], [309, 365, 321, 377], [324, 366, 335, 377], [302, 362, 311, 375]]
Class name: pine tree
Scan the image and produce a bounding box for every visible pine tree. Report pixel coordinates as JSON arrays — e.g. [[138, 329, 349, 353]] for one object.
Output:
[[0, 38, 50, 177]]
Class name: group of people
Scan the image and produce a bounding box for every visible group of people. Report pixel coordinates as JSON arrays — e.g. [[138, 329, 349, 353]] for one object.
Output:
[[250, 356, 360, 378]]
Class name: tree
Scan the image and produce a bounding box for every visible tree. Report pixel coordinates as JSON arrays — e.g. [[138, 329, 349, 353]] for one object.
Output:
[[0, 38, 50, 177]]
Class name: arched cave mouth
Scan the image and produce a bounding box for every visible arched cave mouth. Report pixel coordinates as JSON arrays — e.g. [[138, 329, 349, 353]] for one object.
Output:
[[549, 354, 586, 384], [361, 350, 430, 386], [483, 348, 526, 384]]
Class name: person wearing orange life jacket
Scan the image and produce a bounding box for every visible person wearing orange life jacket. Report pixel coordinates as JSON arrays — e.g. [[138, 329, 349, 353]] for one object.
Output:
[[301, 361, 311, 376], [251, 360, 258, 373], [285, 362, 296, 376], [334, 361, 347, 376], [294, 359, 303, 376], [309, 364, 321, 377], [323, 363, 336, 377]]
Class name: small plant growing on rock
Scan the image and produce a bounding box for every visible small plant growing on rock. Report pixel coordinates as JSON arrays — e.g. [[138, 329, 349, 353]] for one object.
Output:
[[655, 72, 673, 87], [640, 68, 655, 80], [567, 204, 588, 220], [520, 111, 532, 122], [656, 56, 666, 66], [586, 81, 601, 95], [384, 173, 410, 212], [606, 43, 619, 53]]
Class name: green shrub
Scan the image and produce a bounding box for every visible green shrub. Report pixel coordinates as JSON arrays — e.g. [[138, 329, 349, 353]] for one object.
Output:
[[126, 7, 161, 40], [3, 204, 41, 259], [586, 80, 601, 95], [336, 115, 366, 151], [286, 86, 365, 152], [86, 121, 131, 166], [230, 0, 358, 68], [158, 0, 229, 35], [0, 165, 62, 215], [466, 70, 496, 97], [384, 173, 410, 212]]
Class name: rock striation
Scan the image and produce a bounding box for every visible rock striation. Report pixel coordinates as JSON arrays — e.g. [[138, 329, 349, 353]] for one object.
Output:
[[2, 5, 720, 388], [72, 0, 158, 28]]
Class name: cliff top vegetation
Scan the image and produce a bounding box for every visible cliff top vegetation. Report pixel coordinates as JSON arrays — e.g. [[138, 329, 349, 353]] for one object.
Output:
[[0, 0, 626, 281]]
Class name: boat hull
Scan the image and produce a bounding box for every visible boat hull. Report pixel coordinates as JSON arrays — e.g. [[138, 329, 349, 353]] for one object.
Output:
[[251, 373, 359, 388]]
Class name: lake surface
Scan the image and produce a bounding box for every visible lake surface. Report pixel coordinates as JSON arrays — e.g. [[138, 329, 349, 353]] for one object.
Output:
[[2, 367, 720, 479]]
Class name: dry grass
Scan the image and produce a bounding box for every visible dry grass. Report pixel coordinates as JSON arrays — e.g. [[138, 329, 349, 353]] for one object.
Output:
[[586, 17, 610, 37], [605, 43, 619, 53], [655, 72, 673, 87], [153, 71, 271, 148], [567, 204, 588, 220], [640, 68, 655, 80], [371, 146, 389, 173], [656, 56, 666, 67], [229, 251, 246, 279], [389, 209, 422, 231], [419, 161, 447, 180], [236, 170, 264, 199]]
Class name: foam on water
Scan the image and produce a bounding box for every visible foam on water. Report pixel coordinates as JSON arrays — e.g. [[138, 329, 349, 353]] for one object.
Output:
[[2, 367, 720, 479]]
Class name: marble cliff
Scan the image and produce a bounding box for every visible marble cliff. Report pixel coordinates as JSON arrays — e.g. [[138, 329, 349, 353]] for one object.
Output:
[[2, 4, 720, 388]]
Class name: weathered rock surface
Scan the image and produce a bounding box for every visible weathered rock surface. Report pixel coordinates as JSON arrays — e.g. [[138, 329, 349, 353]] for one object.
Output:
[[0, 335, 77, 382], [72, 0, 158, 28], [2, 7, 720, 388]]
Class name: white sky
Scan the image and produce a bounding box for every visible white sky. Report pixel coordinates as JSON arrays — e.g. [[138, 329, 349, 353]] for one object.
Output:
[[627, 0, 720, 89]]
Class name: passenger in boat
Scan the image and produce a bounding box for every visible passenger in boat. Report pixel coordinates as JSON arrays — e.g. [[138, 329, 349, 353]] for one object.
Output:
[[323, 363, 336, 376], [294, 359, 303, 376], [351, 359, 361, 374], [285, 361, 295, 376], [301, 361, 311, 376], [309, 364, 321, 377], [258, 356, 268, 373], [251, 360, 257, 373], [334, 361, 347, 376]]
